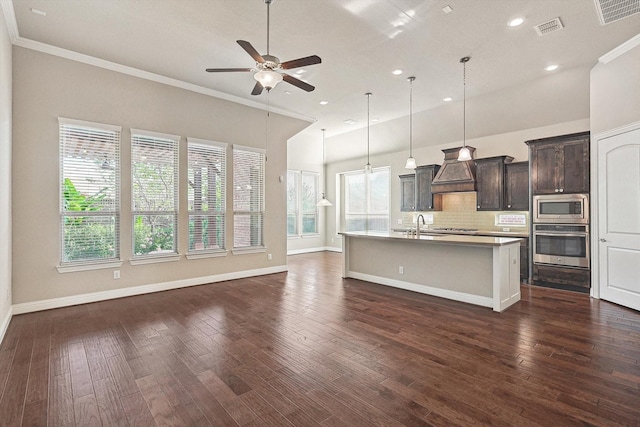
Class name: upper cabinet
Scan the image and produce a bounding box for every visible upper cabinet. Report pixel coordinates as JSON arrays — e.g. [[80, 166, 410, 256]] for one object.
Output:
[[527, 132, 590, 195], [504, 161, 529, 211], [415, 165, 442, 211], [475, 156, 513, 211], [399, 174, 415, 212]]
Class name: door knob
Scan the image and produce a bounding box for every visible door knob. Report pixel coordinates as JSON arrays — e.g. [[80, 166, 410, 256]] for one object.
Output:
[[599, 238, 607, 242]]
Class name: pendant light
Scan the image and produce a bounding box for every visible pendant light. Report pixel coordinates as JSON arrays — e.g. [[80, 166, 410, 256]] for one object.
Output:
[[364, 92, 373, 174], [404, 76, 417, 169], [316, 129, 333, 207], [457, 56, 472, 162]]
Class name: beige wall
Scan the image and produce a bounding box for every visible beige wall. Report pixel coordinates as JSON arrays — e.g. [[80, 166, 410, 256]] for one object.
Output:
[[0, 5, 12, 333], [325, 119, 589, 250], [12, 47, 310, 305], [590, 37, 640, 135]]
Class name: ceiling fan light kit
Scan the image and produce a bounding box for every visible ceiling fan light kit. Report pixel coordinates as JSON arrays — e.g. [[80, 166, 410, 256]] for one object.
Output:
[[206, 0, 321, 95]]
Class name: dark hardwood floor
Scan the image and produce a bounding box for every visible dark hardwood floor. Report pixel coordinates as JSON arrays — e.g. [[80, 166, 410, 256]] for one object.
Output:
[[1, 251, 639, 426]]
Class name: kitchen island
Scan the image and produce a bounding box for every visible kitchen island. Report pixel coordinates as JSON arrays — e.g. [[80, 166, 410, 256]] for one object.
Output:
[[339, 231, 522, 312]]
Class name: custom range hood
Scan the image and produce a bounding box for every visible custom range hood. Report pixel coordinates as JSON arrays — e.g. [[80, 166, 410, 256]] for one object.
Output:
[[431, 146, 477, 193]]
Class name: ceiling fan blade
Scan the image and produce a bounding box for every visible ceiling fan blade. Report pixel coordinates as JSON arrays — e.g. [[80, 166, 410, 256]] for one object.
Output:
[[283, 74, 315, 92], [281, 55, 322, 70], [205, 68, 253, 73], [237, 40, 265, 63], [251, 81, 264, 96]]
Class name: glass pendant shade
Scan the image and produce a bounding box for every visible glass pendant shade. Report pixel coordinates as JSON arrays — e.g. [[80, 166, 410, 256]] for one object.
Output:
[[317, 194, 333, 207], [254, 70, 283, 90], [364, 162, 372, 174], [457, 147, 472, 161], [404, 156, 417, 169]]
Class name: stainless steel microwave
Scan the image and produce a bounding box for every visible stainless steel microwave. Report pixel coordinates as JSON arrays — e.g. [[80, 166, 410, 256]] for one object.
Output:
[[533, 194, 589, 224]]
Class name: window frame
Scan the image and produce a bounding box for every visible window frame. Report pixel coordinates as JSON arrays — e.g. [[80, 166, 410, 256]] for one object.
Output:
[[339, 166, 390, 233], [57, 117, 123, 272], [186, 137, 228, 259], [232, 144, 266, 254], [130, 129, 180, 264], [287, 170, 320, 238]]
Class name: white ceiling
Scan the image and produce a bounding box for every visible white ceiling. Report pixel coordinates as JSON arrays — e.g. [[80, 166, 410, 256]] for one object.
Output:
[[6, 0, 640, 158]]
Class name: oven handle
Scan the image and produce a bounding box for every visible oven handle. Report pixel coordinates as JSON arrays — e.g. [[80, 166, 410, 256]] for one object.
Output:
[[534, 232, 588, 237]]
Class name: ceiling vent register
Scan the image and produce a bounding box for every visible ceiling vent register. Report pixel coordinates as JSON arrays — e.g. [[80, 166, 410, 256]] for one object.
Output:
[[593, 0, 640, 25], [534, 17, 564, 36]]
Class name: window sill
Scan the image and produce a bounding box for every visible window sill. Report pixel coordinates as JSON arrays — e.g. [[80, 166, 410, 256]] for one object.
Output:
[[301, 233, 320, 238], [129, 254, 181, 265], [231, 246, 267, 255], [57, 260, 123, 273], [186, 250, 228, 260]]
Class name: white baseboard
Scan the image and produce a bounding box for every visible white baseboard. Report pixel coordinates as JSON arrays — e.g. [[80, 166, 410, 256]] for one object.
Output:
[[0, 306, 12, 346], [347, 271, 493, 309], [12, 265, 288, 315], [287, 246, 342, 255]]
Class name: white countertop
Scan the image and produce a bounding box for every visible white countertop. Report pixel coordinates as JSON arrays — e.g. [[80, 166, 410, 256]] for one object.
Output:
[[339, 231, 523, 247]]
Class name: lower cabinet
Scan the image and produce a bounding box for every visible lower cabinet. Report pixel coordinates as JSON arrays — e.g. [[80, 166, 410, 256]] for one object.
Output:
[[520, 238, 528, 283]]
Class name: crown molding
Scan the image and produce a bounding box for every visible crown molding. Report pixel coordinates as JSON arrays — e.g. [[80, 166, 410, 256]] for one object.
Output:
[[598, 33, 640, 64], [12, 36, 315, 123], [0, 0, 18, 43]]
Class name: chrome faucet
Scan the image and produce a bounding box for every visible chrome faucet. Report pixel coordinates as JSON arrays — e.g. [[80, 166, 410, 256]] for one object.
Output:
[[416, 214, 426, 237]]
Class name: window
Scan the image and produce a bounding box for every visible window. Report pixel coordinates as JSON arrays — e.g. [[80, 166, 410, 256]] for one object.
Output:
[[233, 145, 265, 250], [342, 167, 390, 232], [287, 170, 319, 237], [187, 138, 226, 254], [59, 118, 121, 265], [131, 130, 179, 258]]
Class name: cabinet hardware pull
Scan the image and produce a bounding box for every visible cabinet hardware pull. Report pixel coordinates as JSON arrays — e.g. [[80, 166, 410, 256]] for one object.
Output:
[[599, 238, 607, 242]]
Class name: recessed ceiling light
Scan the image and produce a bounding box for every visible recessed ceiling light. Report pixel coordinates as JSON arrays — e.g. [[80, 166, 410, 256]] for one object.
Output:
[[545, 64, 559, 71], [442, 5, 453, 14], [30, 8, 47, 16], [372, 118, 379, 123], [295, 69, 307, 75], [392, 69, 404, 76], [443, 97, 453, 102], [284, 91, 292, 95], [319, 100, 328, 105], [508, 17, 525, 27], [344, 119, 357, 125]]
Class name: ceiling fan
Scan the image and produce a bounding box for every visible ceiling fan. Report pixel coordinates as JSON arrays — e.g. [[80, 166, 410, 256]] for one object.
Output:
[[205, 0, 321, 96]]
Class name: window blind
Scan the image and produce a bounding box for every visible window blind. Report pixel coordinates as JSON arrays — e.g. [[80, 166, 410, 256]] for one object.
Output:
[[343, 167, 390, 232], [131, 130, 179, 257], [187, 138, 227, 253], [59, 118, 121, 264], [301, 171, 318, 234], [287, 170, 299, 236], [233, 145, 265, 249]]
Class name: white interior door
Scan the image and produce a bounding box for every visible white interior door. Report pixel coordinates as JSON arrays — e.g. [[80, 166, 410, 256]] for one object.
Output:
[[598, 127, 640, 311]]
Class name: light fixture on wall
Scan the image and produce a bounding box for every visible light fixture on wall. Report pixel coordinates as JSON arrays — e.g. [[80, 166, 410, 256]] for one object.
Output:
[[405, 76, 417, 170], [364, 92, 373, 174], [457, 56, 472, 161], [317, 129, 333, 207]]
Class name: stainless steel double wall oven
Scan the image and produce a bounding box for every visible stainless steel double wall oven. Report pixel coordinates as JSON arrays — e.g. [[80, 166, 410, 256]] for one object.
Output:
[[532, 194, 589, 269]]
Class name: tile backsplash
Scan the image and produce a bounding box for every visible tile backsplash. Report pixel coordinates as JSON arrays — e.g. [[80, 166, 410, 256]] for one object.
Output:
[[401, 192, 529, 231]]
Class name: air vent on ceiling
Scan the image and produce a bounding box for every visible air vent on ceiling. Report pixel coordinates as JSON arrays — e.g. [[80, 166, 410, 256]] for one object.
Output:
[[593, 0, 640, 25], [534, 17, 564, 36]]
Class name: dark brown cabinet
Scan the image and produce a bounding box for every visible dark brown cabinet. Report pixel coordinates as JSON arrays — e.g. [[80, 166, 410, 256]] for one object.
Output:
[[415, 164, 442, 211], [399, 174, 415, 212], [527, 132, 590, 195], [520, 238, 529, 283], [475, 156, 513, 210], [505, 161, 529, 211]]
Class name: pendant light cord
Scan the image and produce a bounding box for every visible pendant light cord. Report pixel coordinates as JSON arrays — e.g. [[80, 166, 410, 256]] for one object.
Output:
[[366, 92, 371, 166], [409, 77, 414, 157], [463, 59, 466, 148]]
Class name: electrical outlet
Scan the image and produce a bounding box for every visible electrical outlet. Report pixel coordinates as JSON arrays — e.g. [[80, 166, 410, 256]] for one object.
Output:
[[397, 218, 403, 225], [503, 227, 510, 232], [113, 270, 120, 279], [399, 266, 404, 275], [268, 253, 272, 261]]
